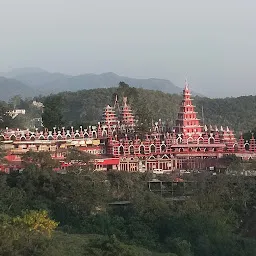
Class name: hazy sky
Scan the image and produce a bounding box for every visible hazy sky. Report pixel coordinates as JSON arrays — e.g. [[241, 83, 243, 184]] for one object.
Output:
[[0, 0, 256, 97]]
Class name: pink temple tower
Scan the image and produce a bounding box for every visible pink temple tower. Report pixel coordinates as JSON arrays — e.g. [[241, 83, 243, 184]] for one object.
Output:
[[102, 105, 118, 126], [174, 80, 202, 135], [120, 97, 135, 128]]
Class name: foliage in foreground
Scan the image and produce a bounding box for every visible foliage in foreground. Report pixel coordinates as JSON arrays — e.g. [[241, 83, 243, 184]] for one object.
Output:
[[0, 163, 255, 255], [0, 210, 58, 255]]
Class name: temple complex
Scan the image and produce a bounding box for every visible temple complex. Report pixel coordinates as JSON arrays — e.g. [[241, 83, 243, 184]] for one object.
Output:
[[1, 81, 256, 172]]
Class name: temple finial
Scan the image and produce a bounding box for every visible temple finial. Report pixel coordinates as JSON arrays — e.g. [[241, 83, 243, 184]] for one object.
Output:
[[123, 96, 127, 107], [185, 79, 189, 90]]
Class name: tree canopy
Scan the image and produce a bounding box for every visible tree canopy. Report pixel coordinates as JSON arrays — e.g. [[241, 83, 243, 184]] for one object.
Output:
[[0, 164, 255, 255], [1, 83, 256, 135], [37, 84, 256, 134]]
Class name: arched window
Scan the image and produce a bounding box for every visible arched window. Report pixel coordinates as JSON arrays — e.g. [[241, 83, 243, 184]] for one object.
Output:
[[177, 137, 182, 144], [20, 136, 26, 141], [39, 135, 45, 140], [92, 131, 97, 138], [209, 137, 215, 144], [75, 134, 80, 139], [245, 143, 250, 151], [139, 146, 145, 155], [150, 144, 156, 153], [119, 146, 124, 155], [233, 143, 238, 152], [48, 135, 53, 140], [10, 134, 16, 141], [84, 133, 89, 138], [30, 136, 35, 141], [129, 146, 134, 155], [160, 144, 166, 152], [57, 135, 62, 140], [188, 137, 193, 144], [198, 137, 204, 144]]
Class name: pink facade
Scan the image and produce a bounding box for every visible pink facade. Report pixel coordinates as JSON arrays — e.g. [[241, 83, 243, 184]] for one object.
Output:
[[1, 82, 256, 171], [174, 81, 202, 134]]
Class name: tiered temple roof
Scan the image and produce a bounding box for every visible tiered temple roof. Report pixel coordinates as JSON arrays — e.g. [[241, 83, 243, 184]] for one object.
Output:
[[101, 96, 135, 131], [174, 80, 202, 135], [119, 97, 135, 129], [102, 105, 118, 126]]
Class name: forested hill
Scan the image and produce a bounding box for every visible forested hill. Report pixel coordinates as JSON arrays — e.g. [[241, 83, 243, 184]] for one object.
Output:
[[195, 95, 256, 133], [40, 83, 256, 133]]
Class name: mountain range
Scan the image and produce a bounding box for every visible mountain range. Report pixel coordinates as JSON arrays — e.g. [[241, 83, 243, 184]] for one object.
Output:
[[0, 68, 195, 101]]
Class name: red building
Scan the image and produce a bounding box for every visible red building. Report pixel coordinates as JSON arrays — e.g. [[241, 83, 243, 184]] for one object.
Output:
[[1, 82, 256, 172]]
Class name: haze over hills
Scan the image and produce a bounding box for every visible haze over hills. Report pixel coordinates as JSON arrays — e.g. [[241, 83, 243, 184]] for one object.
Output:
[[0, 76, 37, 101], [0, 68, 197, 101], [4, 68, 71, 90]]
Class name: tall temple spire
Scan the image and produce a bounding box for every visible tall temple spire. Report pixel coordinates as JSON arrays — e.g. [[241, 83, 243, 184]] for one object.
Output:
[[120, 97, 135, 129], [102, 105, 118, 126], [174, 82, 202, 135], [113, 94, 120, 111]]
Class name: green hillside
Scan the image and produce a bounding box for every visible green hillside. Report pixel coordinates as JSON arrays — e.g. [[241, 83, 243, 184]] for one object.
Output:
[[41, 83, 256, 133]]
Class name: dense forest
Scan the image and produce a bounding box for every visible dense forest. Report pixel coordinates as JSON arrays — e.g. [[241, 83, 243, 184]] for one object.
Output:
[[0, 151, 255, 255], [40, 83, 256, 134], [1, 83, 256, 135]]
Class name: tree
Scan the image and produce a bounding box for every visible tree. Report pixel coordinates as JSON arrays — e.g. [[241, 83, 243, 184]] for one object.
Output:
[[0, 101, 12, 129], [218, 154, 241, 168], [117, 82, 139, 106], [0, 142, 7, 165], [22, 151, 58, 170], [65, 148, 96, 174], [9, 95, 22, 109], [42, 95, 64, 130], [66, 148, 95, 164], [0, 210, 58, 255], [13, 210, 58, 237], [0, 174, 27, 216], [243, 128, 256, 142], [84, 235, 148, 256]]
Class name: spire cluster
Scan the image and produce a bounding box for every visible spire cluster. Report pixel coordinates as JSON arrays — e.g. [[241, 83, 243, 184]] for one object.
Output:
[[102, 96, 135, 130]]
